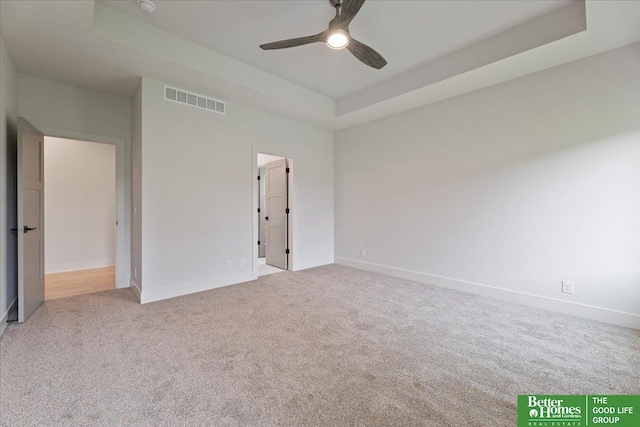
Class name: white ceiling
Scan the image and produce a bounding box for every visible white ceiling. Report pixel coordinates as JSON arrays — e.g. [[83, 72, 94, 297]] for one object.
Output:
[[1, 1, 640, 130], [98, 0, 573, 99]]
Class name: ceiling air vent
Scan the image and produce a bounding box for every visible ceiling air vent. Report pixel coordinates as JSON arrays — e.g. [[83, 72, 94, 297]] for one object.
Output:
[[164, 85, 226, 115]]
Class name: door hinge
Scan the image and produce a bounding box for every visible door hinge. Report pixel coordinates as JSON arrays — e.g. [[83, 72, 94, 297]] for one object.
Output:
[[286, 167, 290, 174], [116, 220, 119, 226], [285, 208, 289, 214], [257, 175, 260, 180], [286, 249, 290, 255], [257, 208, 260, 213], [257, 240, 260, 245]]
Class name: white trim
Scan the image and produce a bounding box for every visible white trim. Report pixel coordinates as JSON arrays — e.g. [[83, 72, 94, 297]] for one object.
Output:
[[293, 256, 334, 272], [140, 271, 254, 304], [129, 278, 141, 303], [38, 126, 130, 290], [45, 259, 115, 274], [0, 298, 18, 337], [252, 146, 294, 276], [335, 257, 640, 330]]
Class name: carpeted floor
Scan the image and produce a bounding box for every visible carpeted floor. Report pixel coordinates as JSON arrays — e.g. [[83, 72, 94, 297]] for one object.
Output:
[[1, 264, 638, 426]]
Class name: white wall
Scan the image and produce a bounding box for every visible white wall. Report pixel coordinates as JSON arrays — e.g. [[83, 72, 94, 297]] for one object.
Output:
[[44, 137, 116, 273], [335, 43, 640, 328], [18, 75, 132, 287], [0, 36, 19, 333], [130, 81, 142, 295], [138, 77, 334, 302], [18, 75, 132, 143]]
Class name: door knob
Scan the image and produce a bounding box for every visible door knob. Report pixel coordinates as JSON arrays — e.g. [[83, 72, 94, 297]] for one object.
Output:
[[265, 216, 269, 220], [24, 226, 38, 233]]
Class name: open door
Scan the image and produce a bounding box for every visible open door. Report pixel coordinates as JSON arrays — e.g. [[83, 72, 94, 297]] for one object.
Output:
[[265, 159, 288, 270], [17, 117, 45, 322]]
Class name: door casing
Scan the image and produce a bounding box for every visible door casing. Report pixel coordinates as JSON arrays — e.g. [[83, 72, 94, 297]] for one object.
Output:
[[258, 167, 266, 258], [252, 147, 294, 277], [39, 127, 129, 289]]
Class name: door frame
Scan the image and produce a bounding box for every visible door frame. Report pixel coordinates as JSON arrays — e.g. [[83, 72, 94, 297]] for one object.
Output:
[[252, 146, 294, 278], [39, 126, 129, 289], [258, 166, 266, 258]]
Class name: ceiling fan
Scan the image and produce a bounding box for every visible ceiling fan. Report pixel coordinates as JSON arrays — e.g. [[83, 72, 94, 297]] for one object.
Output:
[[260, 0, 387, 70]]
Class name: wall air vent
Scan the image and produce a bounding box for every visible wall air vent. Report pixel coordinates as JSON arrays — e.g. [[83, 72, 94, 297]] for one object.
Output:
[[164, 85, 226, 115]]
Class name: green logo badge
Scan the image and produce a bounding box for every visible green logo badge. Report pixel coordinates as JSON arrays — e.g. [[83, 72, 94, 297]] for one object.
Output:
[[518, 395, 640, 427]]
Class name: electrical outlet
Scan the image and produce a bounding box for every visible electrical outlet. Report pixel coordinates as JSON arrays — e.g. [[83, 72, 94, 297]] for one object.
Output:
[[226, 261, 232, 270], [562, 281, 574, 294], [360, 249, 366, 258], [240, 258, 246, 268]]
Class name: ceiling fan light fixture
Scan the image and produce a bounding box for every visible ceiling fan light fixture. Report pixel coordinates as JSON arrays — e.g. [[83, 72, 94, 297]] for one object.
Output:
[[326, 29, 350, 50]]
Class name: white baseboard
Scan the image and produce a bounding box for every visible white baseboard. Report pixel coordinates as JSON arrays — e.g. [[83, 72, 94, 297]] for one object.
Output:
[[0, 299, 18, 337], [45, 258, 115, 274], [293, 256, 334, 272], [336, 257, 640, 330], [140, 271, 255, 304], [129, 278, 141, 302]]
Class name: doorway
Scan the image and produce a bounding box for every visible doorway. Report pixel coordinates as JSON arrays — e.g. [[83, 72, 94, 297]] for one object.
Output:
[[256, 153, 290, 277], [43, 136, 116, 299]]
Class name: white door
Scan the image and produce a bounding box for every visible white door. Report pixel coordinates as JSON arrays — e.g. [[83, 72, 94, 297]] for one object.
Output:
[[265, 159, 288, 269], [17, 117, 45, 322]]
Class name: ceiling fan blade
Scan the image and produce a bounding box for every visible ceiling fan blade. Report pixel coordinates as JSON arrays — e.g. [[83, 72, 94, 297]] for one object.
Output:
[[347, 38, 387, 69], [339, 0, 366, 25], [260, 32, 326, 50]]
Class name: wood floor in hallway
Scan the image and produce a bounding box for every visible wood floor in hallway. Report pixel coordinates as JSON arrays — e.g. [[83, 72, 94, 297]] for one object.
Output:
[[45, 266, 115, 300]]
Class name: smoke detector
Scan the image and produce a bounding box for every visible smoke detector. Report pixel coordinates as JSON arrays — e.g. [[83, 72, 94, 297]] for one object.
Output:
[[137, 0, 156, 14]]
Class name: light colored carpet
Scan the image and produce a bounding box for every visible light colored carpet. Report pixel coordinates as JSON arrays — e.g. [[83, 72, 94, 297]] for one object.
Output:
[[1, 264, 638, 426]]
